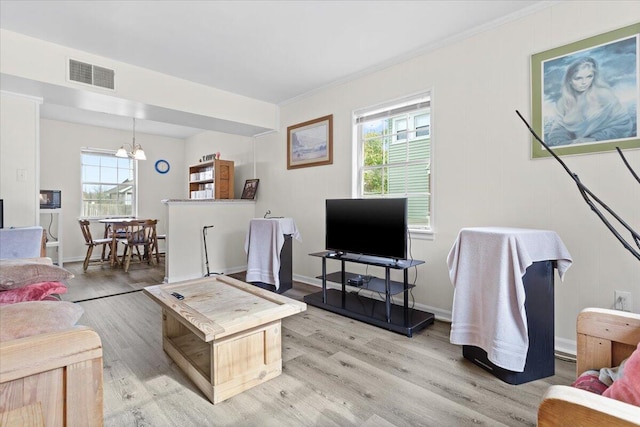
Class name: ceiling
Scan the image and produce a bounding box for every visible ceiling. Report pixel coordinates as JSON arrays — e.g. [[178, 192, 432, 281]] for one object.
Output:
[[0, 0, 548, 138]]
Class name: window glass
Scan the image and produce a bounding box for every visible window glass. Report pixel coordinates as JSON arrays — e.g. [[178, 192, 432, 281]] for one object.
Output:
[[355, 93, 432, 230], [81, 150, 137, 218], [394, 118, 408, 142], [415, 113, 430, 137]]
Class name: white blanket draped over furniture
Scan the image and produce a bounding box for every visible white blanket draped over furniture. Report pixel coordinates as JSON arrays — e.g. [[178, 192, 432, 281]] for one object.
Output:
[[0, 226, 44, 259], [244, 218, 301, 290], [447, 227, 572, 372]]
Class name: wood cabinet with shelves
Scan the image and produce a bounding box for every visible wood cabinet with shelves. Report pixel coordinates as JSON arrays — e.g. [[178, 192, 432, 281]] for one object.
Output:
[[188, 159, 234, 199]]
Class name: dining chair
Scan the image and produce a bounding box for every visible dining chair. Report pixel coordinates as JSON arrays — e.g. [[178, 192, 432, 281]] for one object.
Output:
[[101, 221, 127, 261], [153, 232, 166, 264], [120, 220, 157, 272], [78, 220, 112, 271]]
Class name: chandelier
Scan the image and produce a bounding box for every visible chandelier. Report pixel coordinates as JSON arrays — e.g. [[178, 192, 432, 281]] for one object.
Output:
[[115, 117, 146, 160]]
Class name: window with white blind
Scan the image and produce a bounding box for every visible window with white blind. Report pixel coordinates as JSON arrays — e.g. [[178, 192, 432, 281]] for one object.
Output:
[[354, 93, 432, 230], [81, 149, 137, 218]]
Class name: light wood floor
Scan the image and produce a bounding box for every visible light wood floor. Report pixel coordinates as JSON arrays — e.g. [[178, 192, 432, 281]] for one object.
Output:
[[63, 261, 575, 426]]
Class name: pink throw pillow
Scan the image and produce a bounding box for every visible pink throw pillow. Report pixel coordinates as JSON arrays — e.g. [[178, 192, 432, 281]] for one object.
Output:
[[603, 342, 640, 407], [0, 281, 67, 305]]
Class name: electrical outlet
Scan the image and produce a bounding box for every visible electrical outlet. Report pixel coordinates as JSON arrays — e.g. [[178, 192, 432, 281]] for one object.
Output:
[[615, 290, 633, 312]]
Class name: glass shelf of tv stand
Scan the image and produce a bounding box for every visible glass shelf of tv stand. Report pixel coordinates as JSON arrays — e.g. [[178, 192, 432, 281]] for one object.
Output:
[[310, 251, 424, 295], [319, 271, 414, 295], [311, 251, 423, 268]]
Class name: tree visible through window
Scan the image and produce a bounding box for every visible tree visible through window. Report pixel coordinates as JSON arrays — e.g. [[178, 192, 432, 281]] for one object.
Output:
[[81, 150, 136, 217], [355, 93, 432, 229]]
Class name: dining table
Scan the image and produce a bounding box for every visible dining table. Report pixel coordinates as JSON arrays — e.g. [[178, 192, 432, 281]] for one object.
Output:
[[98, 218, 156, 268]]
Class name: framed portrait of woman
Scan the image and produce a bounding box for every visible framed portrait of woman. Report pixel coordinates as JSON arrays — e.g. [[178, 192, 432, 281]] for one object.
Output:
[[530, 23, 640, 158]]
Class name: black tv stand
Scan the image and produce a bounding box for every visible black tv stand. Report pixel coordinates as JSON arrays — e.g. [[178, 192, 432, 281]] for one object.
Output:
[[304, 251, 434, 337]]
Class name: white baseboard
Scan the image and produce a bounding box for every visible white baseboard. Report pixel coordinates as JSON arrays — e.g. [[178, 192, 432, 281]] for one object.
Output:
[[62, 256, 86, 263], [555, 336, 577, 357]]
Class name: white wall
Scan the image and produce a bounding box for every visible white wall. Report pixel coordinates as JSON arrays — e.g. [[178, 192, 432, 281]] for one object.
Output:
[[39, 119, 185, 261], [164, 200, 256, 282], [253, 1, 640, 351], [0, 92, 40, 227]]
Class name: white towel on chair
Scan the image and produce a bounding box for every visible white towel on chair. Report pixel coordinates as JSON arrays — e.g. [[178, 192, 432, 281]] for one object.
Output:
[[244, 218, 301, 289], [447, 227, 572, 372]]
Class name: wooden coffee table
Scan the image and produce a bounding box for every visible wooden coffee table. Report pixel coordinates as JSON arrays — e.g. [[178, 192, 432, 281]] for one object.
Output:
[[143, 275, 306, 404]]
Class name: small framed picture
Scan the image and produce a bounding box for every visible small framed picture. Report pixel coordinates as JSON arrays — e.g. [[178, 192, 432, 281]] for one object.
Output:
[[241, 179, 259, 200], [287, 114, 333, 169]]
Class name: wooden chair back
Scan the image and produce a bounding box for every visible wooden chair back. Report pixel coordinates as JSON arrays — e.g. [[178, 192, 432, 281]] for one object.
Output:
[[122, 220, 156, 245], [79, 219, 94, 245], [79, 220, 113, 270]]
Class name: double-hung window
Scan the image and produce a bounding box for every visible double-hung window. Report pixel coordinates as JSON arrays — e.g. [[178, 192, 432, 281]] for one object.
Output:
[[354, 92, 432, 230], [81, 149, 137, 218]]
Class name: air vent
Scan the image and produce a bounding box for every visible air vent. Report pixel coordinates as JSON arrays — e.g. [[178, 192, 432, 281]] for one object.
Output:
[[69, 59, 115, 90]]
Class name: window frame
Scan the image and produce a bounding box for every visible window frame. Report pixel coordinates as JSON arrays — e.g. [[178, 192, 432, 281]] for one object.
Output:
[[80, 148, 139, 219], [353, 92, 433, 234]]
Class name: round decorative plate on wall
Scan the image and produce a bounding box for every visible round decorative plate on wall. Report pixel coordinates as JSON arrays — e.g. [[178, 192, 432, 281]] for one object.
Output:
[[155, 159, 170, 174]]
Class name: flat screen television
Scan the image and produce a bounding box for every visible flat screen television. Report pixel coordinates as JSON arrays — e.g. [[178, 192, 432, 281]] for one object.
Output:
[[325, 198, 408, 260]]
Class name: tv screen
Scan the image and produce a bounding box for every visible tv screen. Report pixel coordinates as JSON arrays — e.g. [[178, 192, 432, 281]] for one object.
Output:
[[40, 190, 61, 209], [325, 198, 407, 260]]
